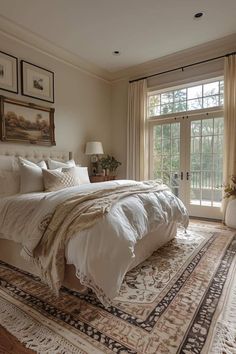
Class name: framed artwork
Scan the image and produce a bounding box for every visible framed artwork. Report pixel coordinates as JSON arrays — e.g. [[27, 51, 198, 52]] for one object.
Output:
[[0, 51, 18, 94], [0, 96, 56, 146], [21, 60, 54, 103]]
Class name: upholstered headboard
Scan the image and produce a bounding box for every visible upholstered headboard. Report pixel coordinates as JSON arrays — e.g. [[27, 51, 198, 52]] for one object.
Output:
[[0, 146, 72, 163]]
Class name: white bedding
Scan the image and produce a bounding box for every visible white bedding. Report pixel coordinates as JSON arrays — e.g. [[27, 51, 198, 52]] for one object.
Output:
[[0, 179, 189, 305]]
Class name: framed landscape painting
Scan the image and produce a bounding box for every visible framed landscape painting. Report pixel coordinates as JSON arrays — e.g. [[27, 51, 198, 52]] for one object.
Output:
[[0, 51, 18, 94], [21, 60, 54, 103], [0, 96, 56, 146]]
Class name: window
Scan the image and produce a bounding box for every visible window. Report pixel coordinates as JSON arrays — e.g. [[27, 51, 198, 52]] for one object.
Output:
[[148, 79, 224, 118], [148, 77, 224, 219]]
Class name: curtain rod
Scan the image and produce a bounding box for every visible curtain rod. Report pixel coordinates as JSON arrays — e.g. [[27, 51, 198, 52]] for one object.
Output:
[[129, 51, 236, 83]]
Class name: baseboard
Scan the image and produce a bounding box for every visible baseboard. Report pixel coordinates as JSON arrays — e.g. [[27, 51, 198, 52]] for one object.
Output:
[[190, 216, 222, 223]]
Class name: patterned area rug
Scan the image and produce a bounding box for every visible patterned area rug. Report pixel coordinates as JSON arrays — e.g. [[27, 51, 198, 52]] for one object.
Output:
[[0, 221, 236, 354]]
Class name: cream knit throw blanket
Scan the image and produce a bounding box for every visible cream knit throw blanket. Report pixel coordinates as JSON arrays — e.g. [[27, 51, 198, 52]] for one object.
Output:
[[34, 181, 168, 293]]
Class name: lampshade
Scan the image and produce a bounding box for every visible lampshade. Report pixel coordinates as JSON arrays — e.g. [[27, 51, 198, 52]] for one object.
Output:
[[85, 141, 104, 155]]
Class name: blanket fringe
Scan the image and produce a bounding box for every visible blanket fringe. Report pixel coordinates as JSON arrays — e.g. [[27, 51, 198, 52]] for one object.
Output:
[[0, 297, 85, 354], [20, 246, 35, 263], [76, 269, 113, 308]]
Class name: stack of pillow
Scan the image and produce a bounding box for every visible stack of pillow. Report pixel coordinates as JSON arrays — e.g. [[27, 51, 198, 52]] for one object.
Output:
[[0, 155, 91, 197]]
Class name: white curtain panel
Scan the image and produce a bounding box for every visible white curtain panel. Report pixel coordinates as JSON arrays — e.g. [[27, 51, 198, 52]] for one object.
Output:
[[222, 54, 236, 218], [127, 79, 147, 180]]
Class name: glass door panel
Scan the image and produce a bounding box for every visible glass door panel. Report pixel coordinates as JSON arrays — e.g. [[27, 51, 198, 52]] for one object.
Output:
[[187, 115, 224, 218], [150, 113, 223, 219], [152, 121, 181, 198]]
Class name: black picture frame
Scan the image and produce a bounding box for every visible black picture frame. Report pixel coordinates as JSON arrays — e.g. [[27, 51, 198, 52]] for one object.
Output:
[[21, 60, 54, 103], [0, 50, 18, 94]]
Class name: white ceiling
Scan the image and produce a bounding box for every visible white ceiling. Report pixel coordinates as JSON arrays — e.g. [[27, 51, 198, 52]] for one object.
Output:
[[0, 0, 236, 73]]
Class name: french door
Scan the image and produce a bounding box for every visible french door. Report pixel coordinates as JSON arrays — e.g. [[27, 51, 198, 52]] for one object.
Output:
[[149, 110, 224, 219]]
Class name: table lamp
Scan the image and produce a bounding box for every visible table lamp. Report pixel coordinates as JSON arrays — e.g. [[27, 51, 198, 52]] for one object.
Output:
[[85, 141, 104, 175]]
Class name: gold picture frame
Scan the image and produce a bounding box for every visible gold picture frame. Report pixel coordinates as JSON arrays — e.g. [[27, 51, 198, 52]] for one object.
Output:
[[0, 96, 56, 146]]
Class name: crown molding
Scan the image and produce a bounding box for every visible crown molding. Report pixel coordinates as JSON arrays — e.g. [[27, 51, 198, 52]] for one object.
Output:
[[111, 33, 236, 83], [0, 15, 112, 83], [1, 14, 235, 85]]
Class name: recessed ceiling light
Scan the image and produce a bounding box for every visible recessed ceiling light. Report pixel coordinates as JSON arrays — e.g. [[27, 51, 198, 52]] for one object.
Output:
[[194, 12, 205, 19], [112, 50, 121, 56]]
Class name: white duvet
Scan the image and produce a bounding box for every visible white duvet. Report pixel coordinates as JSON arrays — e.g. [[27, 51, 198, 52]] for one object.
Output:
[[0, 180, 189, 305]]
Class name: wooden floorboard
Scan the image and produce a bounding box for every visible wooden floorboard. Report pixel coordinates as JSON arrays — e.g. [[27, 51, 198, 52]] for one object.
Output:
[[0, 325, 35, 354]]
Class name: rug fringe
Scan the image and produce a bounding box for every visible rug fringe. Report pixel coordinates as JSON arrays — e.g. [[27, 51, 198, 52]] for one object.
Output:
[[210, 322, 236, 354], [210, 260, 236, 354], [0, 297, 85, 354]]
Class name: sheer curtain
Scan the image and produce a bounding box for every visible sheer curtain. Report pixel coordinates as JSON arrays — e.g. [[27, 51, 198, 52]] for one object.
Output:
[[222, 54, 236, 218], [126, 79, 147, 180]]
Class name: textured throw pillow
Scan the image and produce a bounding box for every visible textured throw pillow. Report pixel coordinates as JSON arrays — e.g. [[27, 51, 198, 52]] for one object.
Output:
[[0, 170, 20, 197], [42, 168, 80, 192], [47, 158, 76, 170]]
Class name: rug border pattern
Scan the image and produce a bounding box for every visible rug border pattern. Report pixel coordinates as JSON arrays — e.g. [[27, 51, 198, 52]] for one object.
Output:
[[0, 232, 235, 354], [177, 235, 236, 353]]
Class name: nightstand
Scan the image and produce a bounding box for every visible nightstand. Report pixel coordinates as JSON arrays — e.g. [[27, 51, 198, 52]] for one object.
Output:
[[89, 176, 116, 183]]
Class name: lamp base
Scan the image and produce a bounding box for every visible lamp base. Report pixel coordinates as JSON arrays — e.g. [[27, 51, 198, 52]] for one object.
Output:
[[91, 155, 98, 163], [91, 166, 97, 175], [90, 155, 98, 175]]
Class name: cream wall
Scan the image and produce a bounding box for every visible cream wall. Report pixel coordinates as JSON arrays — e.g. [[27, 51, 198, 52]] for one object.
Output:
[[0, 32, 112, 165], [111, 34, 236, 178], [1, 31, 236, 178]]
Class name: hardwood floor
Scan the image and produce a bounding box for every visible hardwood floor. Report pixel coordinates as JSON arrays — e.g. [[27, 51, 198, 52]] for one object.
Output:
[[0, 325, 35, 354]]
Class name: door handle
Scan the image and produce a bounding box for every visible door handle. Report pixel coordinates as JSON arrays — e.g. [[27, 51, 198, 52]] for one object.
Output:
[[186, 172, 190, 180], [181, 172, 183, 180]]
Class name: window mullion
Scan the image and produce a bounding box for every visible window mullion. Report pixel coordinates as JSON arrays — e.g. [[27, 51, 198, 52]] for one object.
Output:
[[147, 78, 223, 119]]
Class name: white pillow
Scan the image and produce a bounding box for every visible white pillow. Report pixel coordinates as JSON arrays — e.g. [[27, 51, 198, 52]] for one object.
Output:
[[47, 158, 76, 170], [0, 170, 20, 197], [18, 157, 47, 193], [0, 155, 18, 171], [18, 157, 47, 169], [74, 166, 90, 184], [19, 164, 44, 193]]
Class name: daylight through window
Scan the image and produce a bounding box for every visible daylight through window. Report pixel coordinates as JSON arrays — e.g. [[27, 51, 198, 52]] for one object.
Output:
[[148, 77, 224, 219], [148, 79, 224, 118]]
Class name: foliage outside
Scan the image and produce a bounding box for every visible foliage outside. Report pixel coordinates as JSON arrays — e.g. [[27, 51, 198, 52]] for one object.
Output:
[[148, 80, 224, 118], [153, 117, 224, 205]]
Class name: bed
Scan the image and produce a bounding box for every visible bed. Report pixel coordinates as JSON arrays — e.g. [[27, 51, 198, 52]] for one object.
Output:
[[0, 147, 189, 306]]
